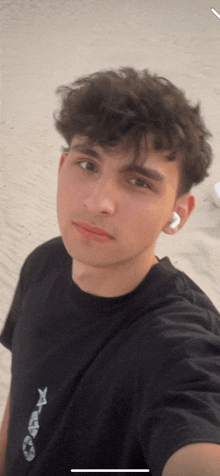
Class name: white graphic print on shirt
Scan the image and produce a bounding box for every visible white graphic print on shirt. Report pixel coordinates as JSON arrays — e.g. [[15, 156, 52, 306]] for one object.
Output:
[[22, 387, 48, 462]]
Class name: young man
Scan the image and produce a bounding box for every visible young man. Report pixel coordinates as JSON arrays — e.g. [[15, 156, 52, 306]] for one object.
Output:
[[0, 67, 220, 476]]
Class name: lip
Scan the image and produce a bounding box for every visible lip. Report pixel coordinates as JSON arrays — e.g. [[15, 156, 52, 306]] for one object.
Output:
[[73, 222, 113, 244], [74, 222, 112, 238]]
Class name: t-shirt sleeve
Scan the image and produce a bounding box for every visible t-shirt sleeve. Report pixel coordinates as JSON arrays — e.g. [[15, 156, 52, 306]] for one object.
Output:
[[0, 256, 32, 351], [0, 237, 64, 351], [139, 310, 220, 476]]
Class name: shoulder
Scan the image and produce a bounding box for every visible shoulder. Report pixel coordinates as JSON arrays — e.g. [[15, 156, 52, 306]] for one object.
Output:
[[133, 257, 220, 373], [136, 262, 220, 413], [144, 285, 220, 377], [24, 236, 67, 263], [155, 257, 220, 321], [19, 236, 70, 284]]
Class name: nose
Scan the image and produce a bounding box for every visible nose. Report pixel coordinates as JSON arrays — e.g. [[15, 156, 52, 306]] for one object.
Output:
[[83, 176, 118, 215]]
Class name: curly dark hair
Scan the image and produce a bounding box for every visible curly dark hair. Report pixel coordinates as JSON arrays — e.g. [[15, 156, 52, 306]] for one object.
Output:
[[54, 67, 213, 198]]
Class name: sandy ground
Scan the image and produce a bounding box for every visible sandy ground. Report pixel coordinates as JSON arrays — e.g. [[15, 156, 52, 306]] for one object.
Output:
[[0, 0, 220, 425]]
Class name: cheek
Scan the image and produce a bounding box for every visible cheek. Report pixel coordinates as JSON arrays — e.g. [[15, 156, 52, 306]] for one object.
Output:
[[57, 177, 72, 223], [57, 175, 85, 223], [57, 175, 74, 205], [132, 201, 166, 238], [121, 202, 158, 239]]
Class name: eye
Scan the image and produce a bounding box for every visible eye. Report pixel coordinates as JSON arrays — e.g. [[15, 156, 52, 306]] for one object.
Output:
[[77, 161, 153, 191], [129, 177, 153, 190], [78, 160, 97, 172]]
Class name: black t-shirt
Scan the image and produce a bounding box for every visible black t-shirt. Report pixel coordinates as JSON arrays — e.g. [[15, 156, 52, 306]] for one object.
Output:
[[1, 236, 220, 476]]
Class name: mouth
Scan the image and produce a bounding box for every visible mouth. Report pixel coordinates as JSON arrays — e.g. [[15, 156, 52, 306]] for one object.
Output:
[[74, 222, 112, 238], [73, 222, 113, 244]]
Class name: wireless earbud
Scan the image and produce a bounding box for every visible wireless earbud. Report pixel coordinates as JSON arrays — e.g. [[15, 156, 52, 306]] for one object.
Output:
[[169, 212, 181, 229]]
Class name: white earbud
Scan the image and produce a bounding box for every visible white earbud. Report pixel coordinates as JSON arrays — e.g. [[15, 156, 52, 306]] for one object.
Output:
[[169, 212, 181, 229]]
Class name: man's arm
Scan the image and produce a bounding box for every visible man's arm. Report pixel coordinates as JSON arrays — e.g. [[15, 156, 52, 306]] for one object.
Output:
[[0, 388, 11, 476], [162, 442, 220, 476]]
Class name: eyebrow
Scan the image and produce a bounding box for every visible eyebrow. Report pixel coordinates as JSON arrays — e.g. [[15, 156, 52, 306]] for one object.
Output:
[[70, 143, 165, 183]]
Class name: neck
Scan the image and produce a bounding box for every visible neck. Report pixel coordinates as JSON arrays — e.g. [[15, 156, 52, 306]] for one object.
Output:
[[72, 253, 159, 298]]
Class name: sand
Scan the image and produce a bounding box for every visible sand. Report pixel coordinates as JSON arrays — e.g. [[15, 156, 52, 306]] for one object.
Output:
[[1, 0, 220, 424]]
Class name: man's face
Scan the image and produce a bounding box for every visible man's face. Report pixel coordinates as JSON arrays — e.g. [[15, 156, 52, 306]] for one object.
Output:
[[57, 135, 181, 269]]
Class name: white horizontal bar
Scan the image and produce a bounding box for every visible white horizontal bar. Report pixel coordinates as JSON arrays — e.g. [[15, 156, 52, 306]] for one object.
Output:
[[71, 471, 150, 473], [211, 8, 220, 19]]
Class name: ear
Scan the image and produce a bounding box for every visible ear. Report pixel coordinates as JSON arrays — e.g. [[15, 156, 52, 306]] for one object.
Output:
[[163, 193, 196, 235], [58, 152, 67, 173]]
